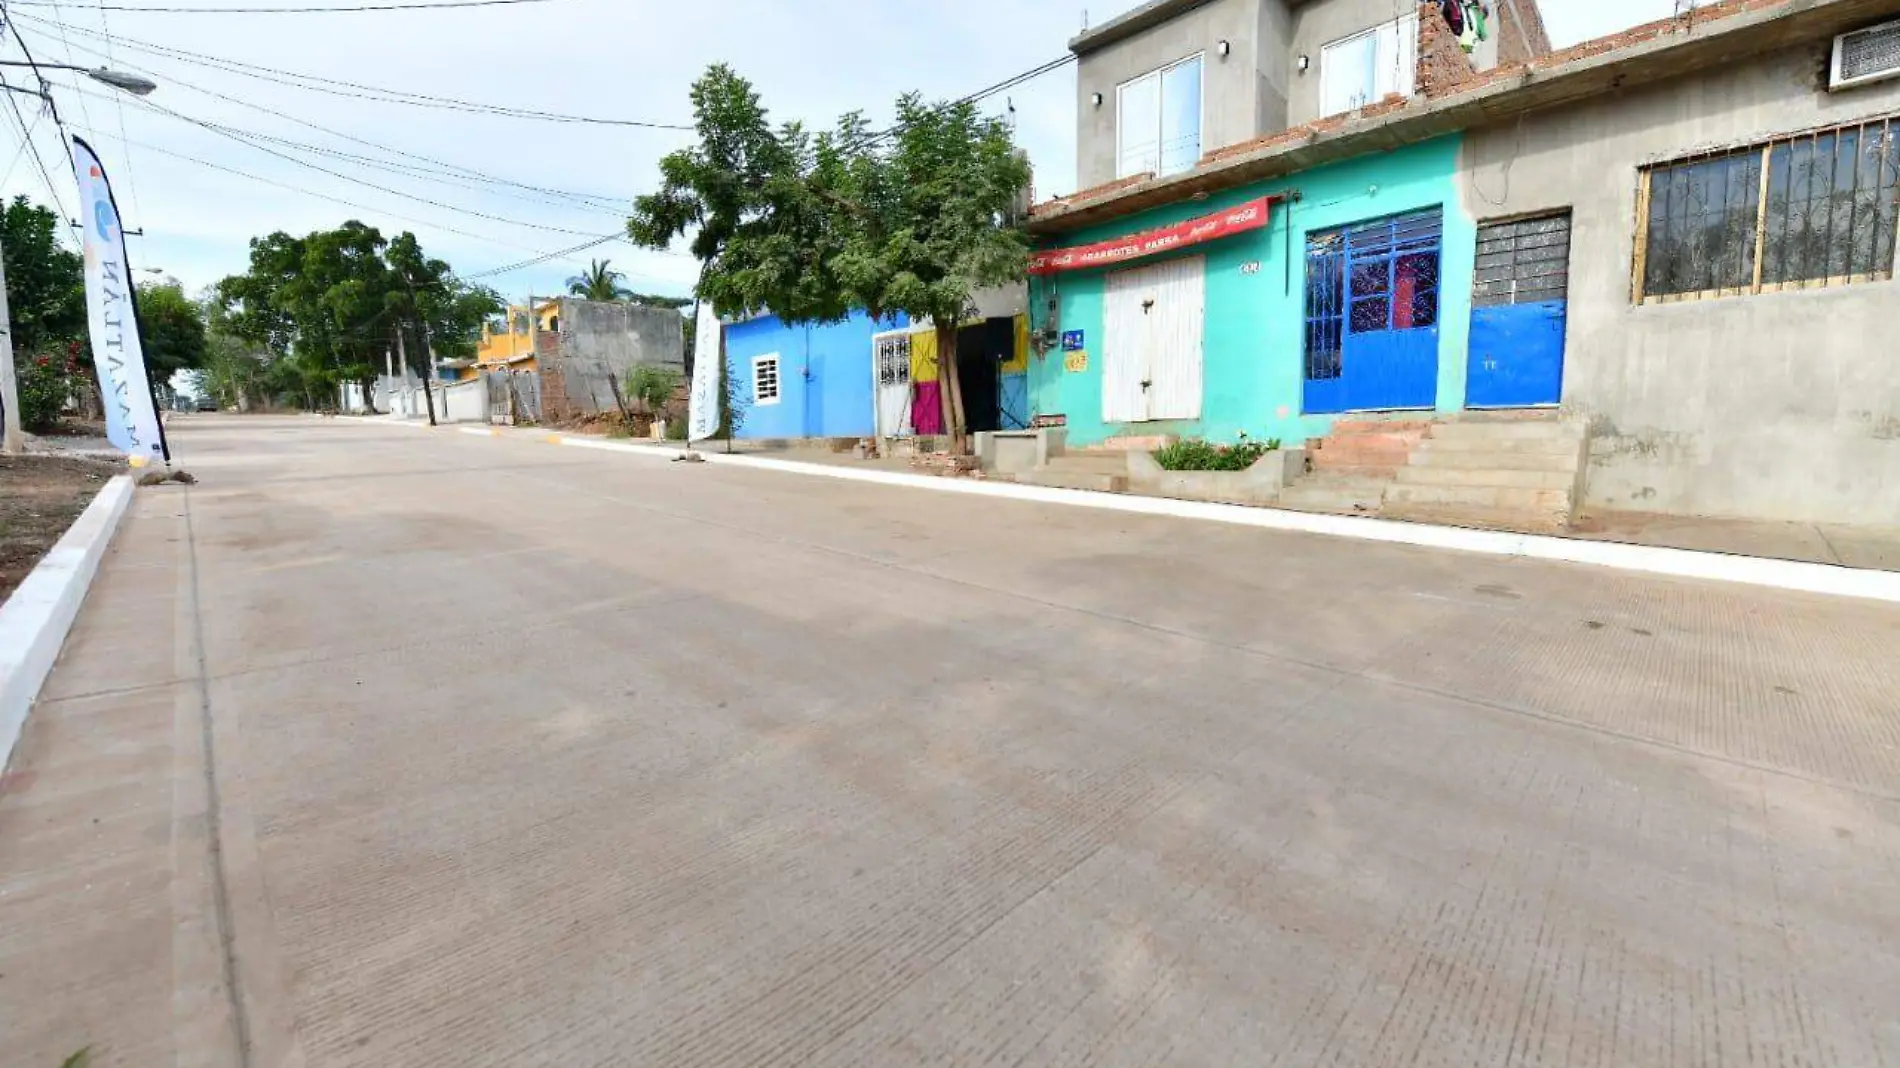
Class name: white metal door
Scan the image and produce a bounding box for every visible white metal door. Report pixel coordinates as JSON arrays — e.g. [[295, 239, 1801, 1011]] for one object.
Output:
[[872, 330, 913, 437], [1145, 256, 1205, 420], [1102, 269, 1150, 422], [1102, 257, 1205, 423]]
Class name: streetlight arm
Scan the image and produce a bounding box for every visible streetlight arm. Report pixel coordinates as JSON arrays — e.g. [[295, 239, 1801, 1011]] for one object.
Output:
[[0, 62, 158, 96]]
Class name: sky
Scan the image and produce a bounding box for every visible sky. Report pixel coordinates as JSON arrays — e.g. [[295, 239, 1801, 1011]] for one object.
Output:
[[0, 0, 1677, 309]]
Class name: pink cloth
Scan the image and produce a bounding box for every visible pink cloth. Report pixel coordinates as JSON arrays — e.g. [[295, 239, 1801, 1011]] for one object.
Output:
[[912, 381, 945, 435]]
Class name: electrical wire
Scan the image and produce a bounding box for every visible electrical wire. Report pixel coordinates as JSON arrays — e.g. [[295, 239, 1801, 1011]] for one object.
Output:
[[55, 81, 615, 238], [62, 120, 617, 264], [10, 16, 629, 209], [94, 0, 147, 229], [463, 233, 626, 278], [0, 81, 75, 246], [0, 98, 45, 186], [6, 0, 560, 13], [6, 10, 692, 128]]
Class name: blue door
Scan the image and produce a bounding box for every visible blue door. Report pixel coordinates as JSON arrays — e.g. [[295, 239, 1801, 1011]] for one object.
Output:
[[1467, 213, 1570, 408], [1303, 209, 1443, 414]]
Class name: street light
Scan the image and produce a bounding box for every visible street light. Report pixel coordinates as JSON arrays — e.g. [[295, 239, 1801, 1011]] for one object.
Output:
[[0, 61, 157, 96], [0, 64, 159, 454]]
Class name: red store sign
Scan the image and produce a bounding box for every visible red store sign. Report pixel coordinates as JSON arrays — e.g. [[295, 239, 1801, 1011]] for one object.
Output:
[[1028, 195, 1277, 275]]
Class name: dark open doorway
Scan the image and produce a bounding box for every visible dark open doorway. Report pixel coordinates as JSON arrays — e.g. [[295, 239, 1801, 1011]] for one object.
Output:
[[955, 317, 1013, 435]]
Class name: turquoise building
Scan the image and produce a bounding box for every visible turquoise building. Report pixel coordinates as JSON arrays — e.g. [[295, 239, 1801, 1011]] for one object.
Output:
[[1026, 136, 1478, 448]]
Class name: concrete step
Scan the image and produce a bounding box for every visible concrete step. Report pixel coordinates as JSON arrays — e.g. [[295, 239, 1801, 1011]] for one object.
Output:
[[1330, 418, 1435, 435], [1384, 483, 1572, 514], [1407, 445, 1582, 471], [1426, 420, 1582, 443], [1019, 468, 1128, 493], [1045, 454, 1132, 476], [1279, 475, 1388, 513], [1394, 465, 1577, 490]]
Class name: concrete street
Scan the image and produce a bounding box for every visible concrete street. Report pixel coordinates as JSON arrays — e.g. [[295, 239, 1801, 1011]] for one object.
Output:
[[4, 414, 1899, 1067]]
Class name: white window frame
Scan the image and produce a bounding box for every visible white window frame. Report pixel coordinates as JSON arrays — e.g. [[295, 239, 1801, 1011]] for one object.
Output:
[[1115, 52, 1205, 180], [1320, 13, 1419, 118], [752, 353, 782, 406]]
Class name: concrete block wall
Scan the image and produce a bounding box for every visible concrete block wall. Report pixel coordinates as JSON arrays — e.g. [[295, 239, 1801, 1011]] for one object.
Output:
[[1459, 36, 1900, 525]]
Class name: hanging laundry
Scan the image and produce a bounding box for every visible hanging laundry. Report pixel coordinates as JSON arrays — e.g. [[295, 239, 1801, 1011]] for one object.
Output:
[[1460, 0, 1488, 52], [1437, 0, 1464, 35]]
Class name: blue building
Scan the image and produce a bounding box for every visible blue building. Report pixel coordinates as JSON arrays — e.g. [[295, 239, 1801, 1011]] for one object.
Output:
[[723, 311, 907, 440]]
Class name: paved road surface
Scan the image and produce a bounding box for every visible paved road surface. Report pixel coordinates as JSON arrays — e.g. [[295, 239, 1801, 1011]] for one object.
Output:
[[5, 415, 1898, 1067]]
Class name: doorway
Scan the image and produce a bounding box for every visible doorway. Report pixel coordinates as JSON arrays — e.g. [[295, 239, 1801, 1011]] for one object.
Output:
[[1302, 209, 1442, 414], [1467, 212, 1571, 408]]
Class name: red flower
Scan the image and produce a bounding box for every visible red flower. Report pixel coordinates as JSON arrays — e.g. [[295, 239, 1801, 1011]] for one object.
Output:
[[34, 355, 49, 367]]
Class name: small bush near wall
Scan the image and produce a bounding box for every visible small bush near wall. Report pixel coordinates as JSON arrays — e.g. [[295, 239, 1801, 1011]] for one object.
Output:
[[1153, 436, 1282, 472]]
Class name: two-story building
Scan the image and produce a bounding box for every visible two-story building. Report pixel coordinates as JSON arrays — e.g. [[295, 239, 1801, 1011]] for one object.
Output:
[[1027, 0, 1900, 529], [463, 298, 560, 381]]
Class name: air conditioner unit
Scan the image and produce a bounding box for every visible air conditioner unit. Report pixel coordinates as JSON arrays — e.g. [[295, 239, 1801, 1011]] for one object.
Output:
[[1830, 18, 1900, 91]]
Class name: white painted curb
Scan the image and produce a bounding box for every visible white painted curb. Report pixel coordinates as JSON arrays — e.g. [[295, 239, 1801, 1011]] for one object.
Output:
[[438, 425, 1900, 605], [0, 475, 136, 774]]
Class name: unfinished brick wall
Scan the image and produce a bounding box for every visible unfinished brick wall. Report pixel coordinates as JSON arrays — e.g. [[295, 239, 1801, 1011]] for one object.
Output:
[[1417, 1, 1479, 97], [1494, 0, 1553, 64]]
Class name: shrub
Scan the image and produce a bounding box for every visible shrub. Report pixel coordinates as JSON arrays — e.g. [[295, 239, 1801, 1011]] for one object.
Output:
[[1152, 435, 1282, 472], [16, 353, 74, 431]]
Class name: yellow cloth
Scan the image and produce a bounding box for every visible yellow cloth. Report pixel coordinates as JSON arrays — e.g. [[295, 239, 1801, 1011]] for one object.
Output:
[[1002, 314, 1030, 374], [909, 328, 939, 383]]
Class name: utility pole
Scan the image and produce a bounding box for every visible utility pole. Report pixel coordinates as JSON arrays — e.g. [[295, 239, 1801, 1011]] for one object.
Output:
[[0, 234, 22, 454], [397, 324, 437, 427]]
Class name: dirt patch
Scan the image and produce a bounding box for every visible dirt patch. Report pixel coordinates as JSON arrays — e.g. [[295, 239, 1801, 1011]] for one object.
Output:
[[0, 455, 123, 602]]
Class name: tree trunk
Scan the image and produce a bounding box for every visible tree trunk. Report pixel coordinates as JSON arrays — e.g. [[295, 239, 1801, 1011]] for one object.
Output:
[[935, 320, 969, 456]]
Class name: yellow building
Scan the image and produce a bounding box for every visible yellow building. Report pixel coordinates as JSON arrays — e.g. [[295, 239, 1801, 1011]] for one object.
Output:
[[462, 298, 560, 380]]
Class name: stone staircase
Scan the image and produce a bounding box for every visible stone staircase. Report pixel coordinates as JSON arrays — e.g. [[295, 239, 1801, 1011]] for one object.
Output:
[[1288, 413, 1590, 531], [1014, 451, 1132, 492], [1280, 419, 1430, 514]]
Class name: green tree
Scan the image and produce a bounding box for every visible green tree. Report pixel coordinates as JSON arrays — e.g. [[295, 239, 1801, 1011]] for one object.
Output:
[[626, 64, 851, 442], [629, 68, 1029, 454], [567, 259, 632, 301], [134, 279, 208, 379], [1, 196, 86, 360], [829, 95, 1030, 454], [215, 223, 497, 413]]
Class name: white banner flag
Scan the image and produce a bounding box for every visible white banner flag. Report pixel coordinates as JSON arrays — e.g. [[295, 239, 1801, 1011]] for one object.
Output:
[[72, 136, 168, 464], [687, 301, 722, 443]]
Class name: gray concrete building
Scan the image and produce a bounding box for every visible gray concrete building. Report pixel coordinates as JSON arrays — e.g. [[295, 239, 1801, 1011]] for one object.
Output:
[[1459, 25, 1900, 524], [1033, 0, 1900, 531], [1069, 0, 1545, 190]]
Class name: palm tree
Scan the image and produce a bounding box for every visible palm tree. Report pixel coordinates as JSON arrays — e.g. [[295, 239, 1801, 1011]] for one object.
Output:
[[567, 259, 633, 302]]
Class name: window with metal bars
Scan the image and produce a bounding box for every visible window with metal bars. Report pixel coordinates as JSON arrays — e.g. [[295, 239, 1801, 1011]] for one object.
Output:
[[752, 354, 781, 405], [1636, 116, 1900, 302]]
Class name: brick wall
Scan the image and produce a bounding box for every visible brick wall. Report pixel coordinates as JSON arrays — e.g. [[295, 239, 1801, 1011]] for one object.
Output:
[[1495, 0, 1553, 64], [1417, 1, 1479, 97]]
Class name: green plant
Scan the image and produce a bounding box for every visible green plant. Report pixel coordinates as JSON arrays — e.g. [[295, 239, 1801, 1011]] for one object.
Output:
[[1152, 435, 1281, 472], [665, 414, 688, 441], [16, 350, 76, 431], [627, 365, 681, 414]]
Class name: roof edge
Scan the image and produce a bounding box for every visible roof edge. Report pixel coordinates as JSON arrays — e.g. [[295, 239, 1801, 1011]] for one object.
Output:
[[1033, 0, 1900, 235]]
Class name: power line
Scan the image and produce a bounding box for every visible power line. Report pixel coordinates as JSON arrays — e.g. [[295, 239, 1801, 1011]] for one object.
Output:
[[10, 16, 630, 209], [0, 78, 75, 247], [93, 0, 148, 229], [65, 120, 581, 258], [0, 99, 46, 186], [53, 79, 615, 238], [7, 10, 692, 128], [6, 0, 560, 13], [464, 234, 620, 279]]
